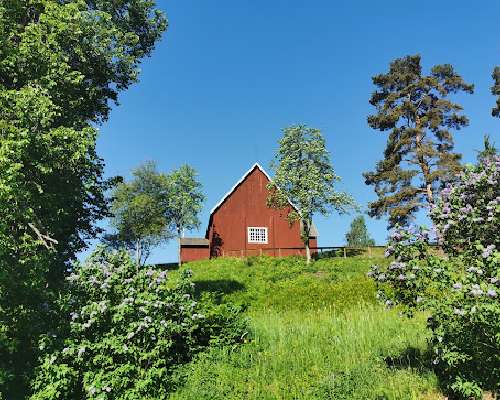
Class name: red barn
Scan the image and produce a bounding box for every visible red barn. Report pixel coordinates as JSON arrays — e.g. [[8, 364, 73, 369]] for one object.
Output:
[[180, 163, 318, 263]]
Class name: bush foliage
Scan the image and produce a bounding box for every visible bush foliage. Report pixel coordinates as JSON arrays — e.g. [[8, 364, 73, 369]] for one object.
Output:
[[370, 156, 500, 399], [29, 248, 246, 400]]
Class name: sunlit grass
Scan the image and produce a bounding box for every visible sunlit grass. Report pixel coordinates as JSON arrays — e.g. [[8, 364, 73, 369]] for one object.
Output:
[[169, 256, 442, 399]]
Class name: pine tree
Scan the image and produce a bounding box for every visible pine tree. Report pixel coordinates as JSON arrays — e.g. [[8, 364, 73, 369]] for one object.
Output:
[[492, 66, 500, 117], [345, 216, 375, 247], [363, 55, 474, 227]]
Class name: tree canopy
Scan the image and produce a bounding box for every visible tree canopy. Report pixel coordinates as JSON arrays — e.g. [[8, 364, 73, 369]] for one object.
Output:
[[492, 66, 500, 118], [0, 1, 166, 396], [267, 125, 353, 263], [165, 165, 205, 266], [345, 215, 375, 247], [107, 162, 173, 268], [364, 54, 474, 227]]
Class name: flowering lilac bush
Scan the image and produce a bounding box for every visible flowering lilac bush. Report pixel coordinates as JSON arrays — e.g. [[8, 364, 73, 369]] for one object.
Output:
[[369, 157, 500, 399], [29, 247, 247, 400]]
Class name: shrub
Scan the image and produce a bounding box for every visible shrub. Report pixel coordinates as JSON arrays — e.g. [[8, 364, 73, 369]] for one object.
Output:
[[29, 247, 247, 400], [369, 157, 500, 399]]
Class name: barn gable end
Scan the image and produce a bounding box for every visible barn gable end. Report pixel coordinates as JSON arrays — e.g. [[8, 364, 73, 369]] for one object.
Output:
[[180, 163, 318, 262]]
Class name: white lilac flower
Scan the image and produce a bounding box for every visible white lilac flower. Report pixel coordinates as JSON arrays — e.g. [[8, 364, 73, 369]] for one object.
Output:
[[127, 332, 134, 339], [416, 296, 423, 303], [377, 273, 386, 282], [407, 273, 416, 280], [481, 244, 496, 259], [470, 284, 483, 297], [183, 294, 190, 299], [77, 347, 85, 357], [453, 308, 466, 316], [104, 387, 111, 393], [398, 274, 406, 281], [366, 271, 374, 277], [385, 300, 393, 308], [62, 347, 70, 354], [88, 387, 96, 396]]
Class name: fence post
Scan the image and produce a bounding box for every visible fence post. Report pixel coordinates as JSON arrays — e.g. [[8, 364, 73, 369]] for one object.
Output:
[[368, 247, 372, 258], [343, 247, 346, 258], [278, 248, 282, 257], [259, 248, 263, 256], [240, 249, 244, 258]]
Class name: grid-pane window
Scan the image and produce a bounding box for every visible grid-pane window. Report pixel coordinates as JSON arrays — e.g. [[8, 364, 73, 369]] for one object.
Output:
[[247, 227, 268, 244]]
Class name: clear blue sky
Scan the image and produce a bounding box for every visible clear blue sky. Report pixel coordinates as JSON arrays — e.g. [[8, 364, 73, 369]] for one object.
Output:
[[92, 0, 500, 263]]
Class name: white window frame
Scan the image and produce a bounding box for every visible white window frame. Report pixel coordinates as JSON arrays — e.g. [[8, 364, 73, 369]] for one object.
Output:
[[247, 227, 268, 244]]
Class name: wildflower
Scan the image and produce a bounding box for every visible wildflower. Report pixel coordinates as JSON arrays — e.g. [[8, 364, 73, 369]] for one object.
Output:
[[77, 347, 85, 357], [397, 274, 406, 281], [62, 347, 70, 354], [416, 296, 423, 303], [453, 308, 465, 316], [377, 273, 386, 282], [366, 271, 374, 277], [487, 289, 497, 298], [452, 282, 462, 291], [385, 299, 393, 308]]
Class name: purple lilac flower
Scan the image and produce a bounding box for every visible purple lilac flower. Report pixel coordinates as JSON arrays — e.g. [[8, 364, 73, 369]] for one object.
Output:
[[398, 274, 406, 281], [452, 283, 462, 291], [487, 289, 497, 298]]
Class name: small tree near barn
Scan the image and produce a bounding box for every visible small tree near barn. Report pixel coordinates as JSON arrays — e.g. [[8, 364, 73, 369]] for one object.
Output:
[[345, 215, 375, 247], [267, 125, 354, 264], [165, 165, 205, 266]]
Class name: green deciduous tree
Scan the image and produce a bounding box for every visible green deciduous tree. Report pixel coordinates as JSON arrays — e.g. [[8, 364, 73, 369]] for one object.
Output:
[[364, 55, 474, 228], [166, 165, 205, 266], [345, 215, 375, 247], [0, 1, 166, 396], [267, 125, 354, 264], [106, 162, 173, 269]]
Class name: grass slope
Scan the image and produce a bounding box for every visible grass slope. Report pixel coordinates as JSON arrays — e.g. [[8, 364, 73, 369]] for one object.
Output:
[[171, 256, 442, 399]]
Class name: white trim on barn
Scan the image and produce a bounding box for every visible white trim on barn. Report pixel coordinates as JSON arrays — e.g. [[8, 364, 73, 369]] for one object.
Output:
[[208, 162, 319, 237], [209, 163, 271, 215]]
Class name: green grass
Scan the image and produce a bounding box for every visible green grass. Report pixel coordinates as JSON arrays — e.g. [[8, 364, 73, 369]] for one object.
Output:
[[170, 256, 442, 399]]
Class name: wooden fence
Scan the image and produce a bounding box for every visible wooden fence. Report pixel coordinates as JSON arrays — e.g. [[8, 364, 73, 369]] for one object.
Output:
[[221, 246, 388, 259]]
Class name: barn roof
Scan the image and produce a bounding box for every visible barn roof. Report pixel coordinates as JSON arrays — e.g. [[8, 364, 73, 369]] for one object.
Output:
[[180, 238, 210, 247], [208, 162, 319, 237]]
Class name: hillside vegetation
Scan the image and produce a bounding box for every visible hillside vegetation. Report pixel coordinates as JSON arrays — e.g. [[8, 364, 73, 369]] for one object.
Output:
[[170, 256, 443, 399]]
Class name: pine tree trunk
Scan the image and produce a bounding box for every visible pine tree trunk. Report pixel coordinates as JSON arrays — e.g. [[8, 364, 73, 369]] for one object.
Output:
[[415, 126, 434, 205]]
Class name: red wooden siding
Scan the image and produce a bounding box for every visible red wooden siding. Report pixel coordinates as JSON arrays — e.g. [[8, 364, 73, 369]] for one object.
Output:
[[180, 245, 210, 262], [206, 165, 317, 258]]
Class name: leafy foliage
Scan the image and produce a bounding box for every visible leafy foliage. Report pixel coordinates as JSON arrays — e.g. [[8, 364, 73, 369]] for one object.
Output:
[[267, 125, 354, 263], [345, 215, 375, 247], [364, 54, 474, 227], [30, 247, 247, 400], [106, 162, 173, 267], [369, 156, 500, 398], [0, 1, 166, 396], [165, 165, 205, 265]]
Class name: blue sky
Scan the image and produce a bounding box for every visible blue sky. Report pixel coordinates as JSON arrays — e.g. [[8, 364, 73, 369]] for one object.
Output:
[[93, 0, 500, 263]]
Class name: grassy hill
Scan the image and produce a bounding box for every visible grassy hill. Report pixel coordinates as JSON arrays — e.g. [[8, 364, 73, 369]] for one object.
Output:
[[170, 256, 443, 399]]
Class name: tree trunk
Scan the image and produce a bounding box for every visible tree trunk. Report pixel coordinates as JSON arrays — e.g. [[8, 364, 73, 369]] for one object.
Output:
[[177, 227, 182, 267], [135, 240, 140, 273], [305, 240, 311, 264], [415, 126, 434, 206]]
